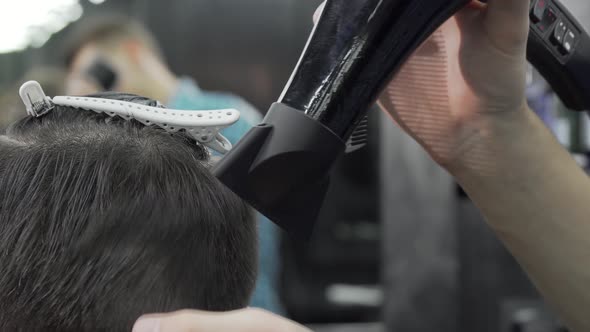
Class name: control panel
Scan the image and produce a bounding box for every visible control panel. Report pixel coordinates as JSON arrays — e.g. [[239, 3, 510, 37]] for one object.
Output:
[[527, 0, 590, 111], [530, 0, 580, 59]]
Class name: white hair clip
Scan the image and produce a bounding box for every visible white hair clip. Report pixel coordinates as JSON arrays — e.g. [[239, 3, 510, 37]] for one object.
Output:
[[19, 81, 240, 154], [19, 80, 54, 117]]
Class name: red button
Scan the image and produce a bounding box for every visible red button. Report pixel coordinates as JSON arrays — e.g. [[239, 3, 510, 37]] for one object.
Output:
[[538, 7, 557, 32], [531, 0, 548, 23]]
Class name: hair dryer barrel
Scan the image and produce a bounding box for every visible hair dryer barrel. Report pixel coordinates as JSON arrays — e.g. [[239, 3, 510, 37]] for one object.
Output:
[[215, 0, 470, 238], [279, 0, 470, 140]]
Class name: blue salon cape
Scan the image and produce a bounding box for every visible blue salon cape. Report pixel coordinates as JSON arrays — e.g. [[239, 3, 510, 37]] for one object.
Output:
[[167, 78, 282, 313]]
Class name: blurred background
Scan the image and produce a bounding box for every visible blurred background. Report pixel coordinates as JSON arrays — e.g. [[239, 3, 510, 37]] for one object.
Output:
[[1, 1, 590, 331]]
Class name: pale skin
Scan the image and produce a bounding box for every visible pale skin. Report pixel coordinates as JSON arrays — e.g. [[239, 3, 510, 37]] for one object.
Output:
[[66, 40, 179, 103], [133, 0, 590, 331]]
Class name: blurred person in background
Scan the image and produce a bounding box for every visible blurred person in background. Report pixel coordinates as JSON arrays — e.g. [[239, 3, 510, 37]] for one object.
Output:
[[0, 67, 66, 130], [62, 15, 282, 313]]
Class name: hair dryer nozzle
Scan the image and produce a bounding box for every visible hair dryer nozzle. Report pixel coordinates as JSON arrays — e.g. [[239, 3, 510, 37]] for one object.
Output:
[[213, 103, 345, 239], [215, 0, 471, 238]]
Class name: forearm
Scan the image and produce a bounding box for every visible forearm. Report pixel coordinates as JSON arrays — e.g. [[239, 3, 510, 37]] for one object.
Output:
[[450, 108, 590, 331]]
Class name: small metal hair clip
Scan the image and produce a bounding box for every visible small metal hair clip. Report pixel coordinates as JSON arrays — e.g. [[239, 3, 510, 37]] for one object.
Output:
[[19, 81, 55, 118], [18, 81, 242, 154]]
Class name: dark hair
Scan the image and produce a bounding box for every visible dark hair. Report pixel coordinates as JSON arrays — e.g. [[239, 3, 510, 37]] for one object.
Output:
[[0, 93, 257, 331]]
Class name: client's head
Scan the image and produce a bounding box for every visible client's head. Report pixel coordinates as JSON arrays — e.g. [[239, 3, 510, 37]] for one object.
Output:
[[0, 93, 257, 331]]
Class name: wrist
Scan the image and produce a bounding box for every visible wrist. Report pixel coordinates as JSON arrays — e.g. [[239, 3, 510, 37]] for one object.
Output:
[[444, 104, 536, 179]]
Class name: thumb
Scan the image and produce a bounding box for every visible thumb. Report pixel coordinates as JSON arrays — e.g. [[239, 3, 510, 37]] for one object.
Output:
[[483, 0, 530, 53], [132, 308, 311, 332]]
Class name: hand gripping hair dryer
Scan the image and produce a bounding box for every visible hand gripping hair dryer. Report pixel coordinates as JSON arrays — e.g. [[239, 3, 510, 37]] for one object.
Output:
[[214, 0, 590, 239]]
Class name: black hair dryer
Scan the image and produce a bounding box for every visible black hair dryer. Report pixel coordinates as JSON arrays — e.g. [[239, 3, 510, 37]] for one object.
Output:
[[214, 0, 590, 239]]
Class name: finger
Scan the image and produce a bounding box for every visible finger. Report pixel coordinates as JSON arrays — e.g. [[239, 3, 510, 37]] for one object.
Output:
[[486, 0, 530, 21], [133, 308, 311, 332], [483, 0, 530, 51], [313, 1, 326, 25]]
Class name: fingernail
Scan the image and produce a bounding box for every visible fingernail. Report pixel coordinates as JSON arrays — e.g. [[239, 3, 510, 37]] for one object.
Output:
[[132, 317, 161, 332]]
